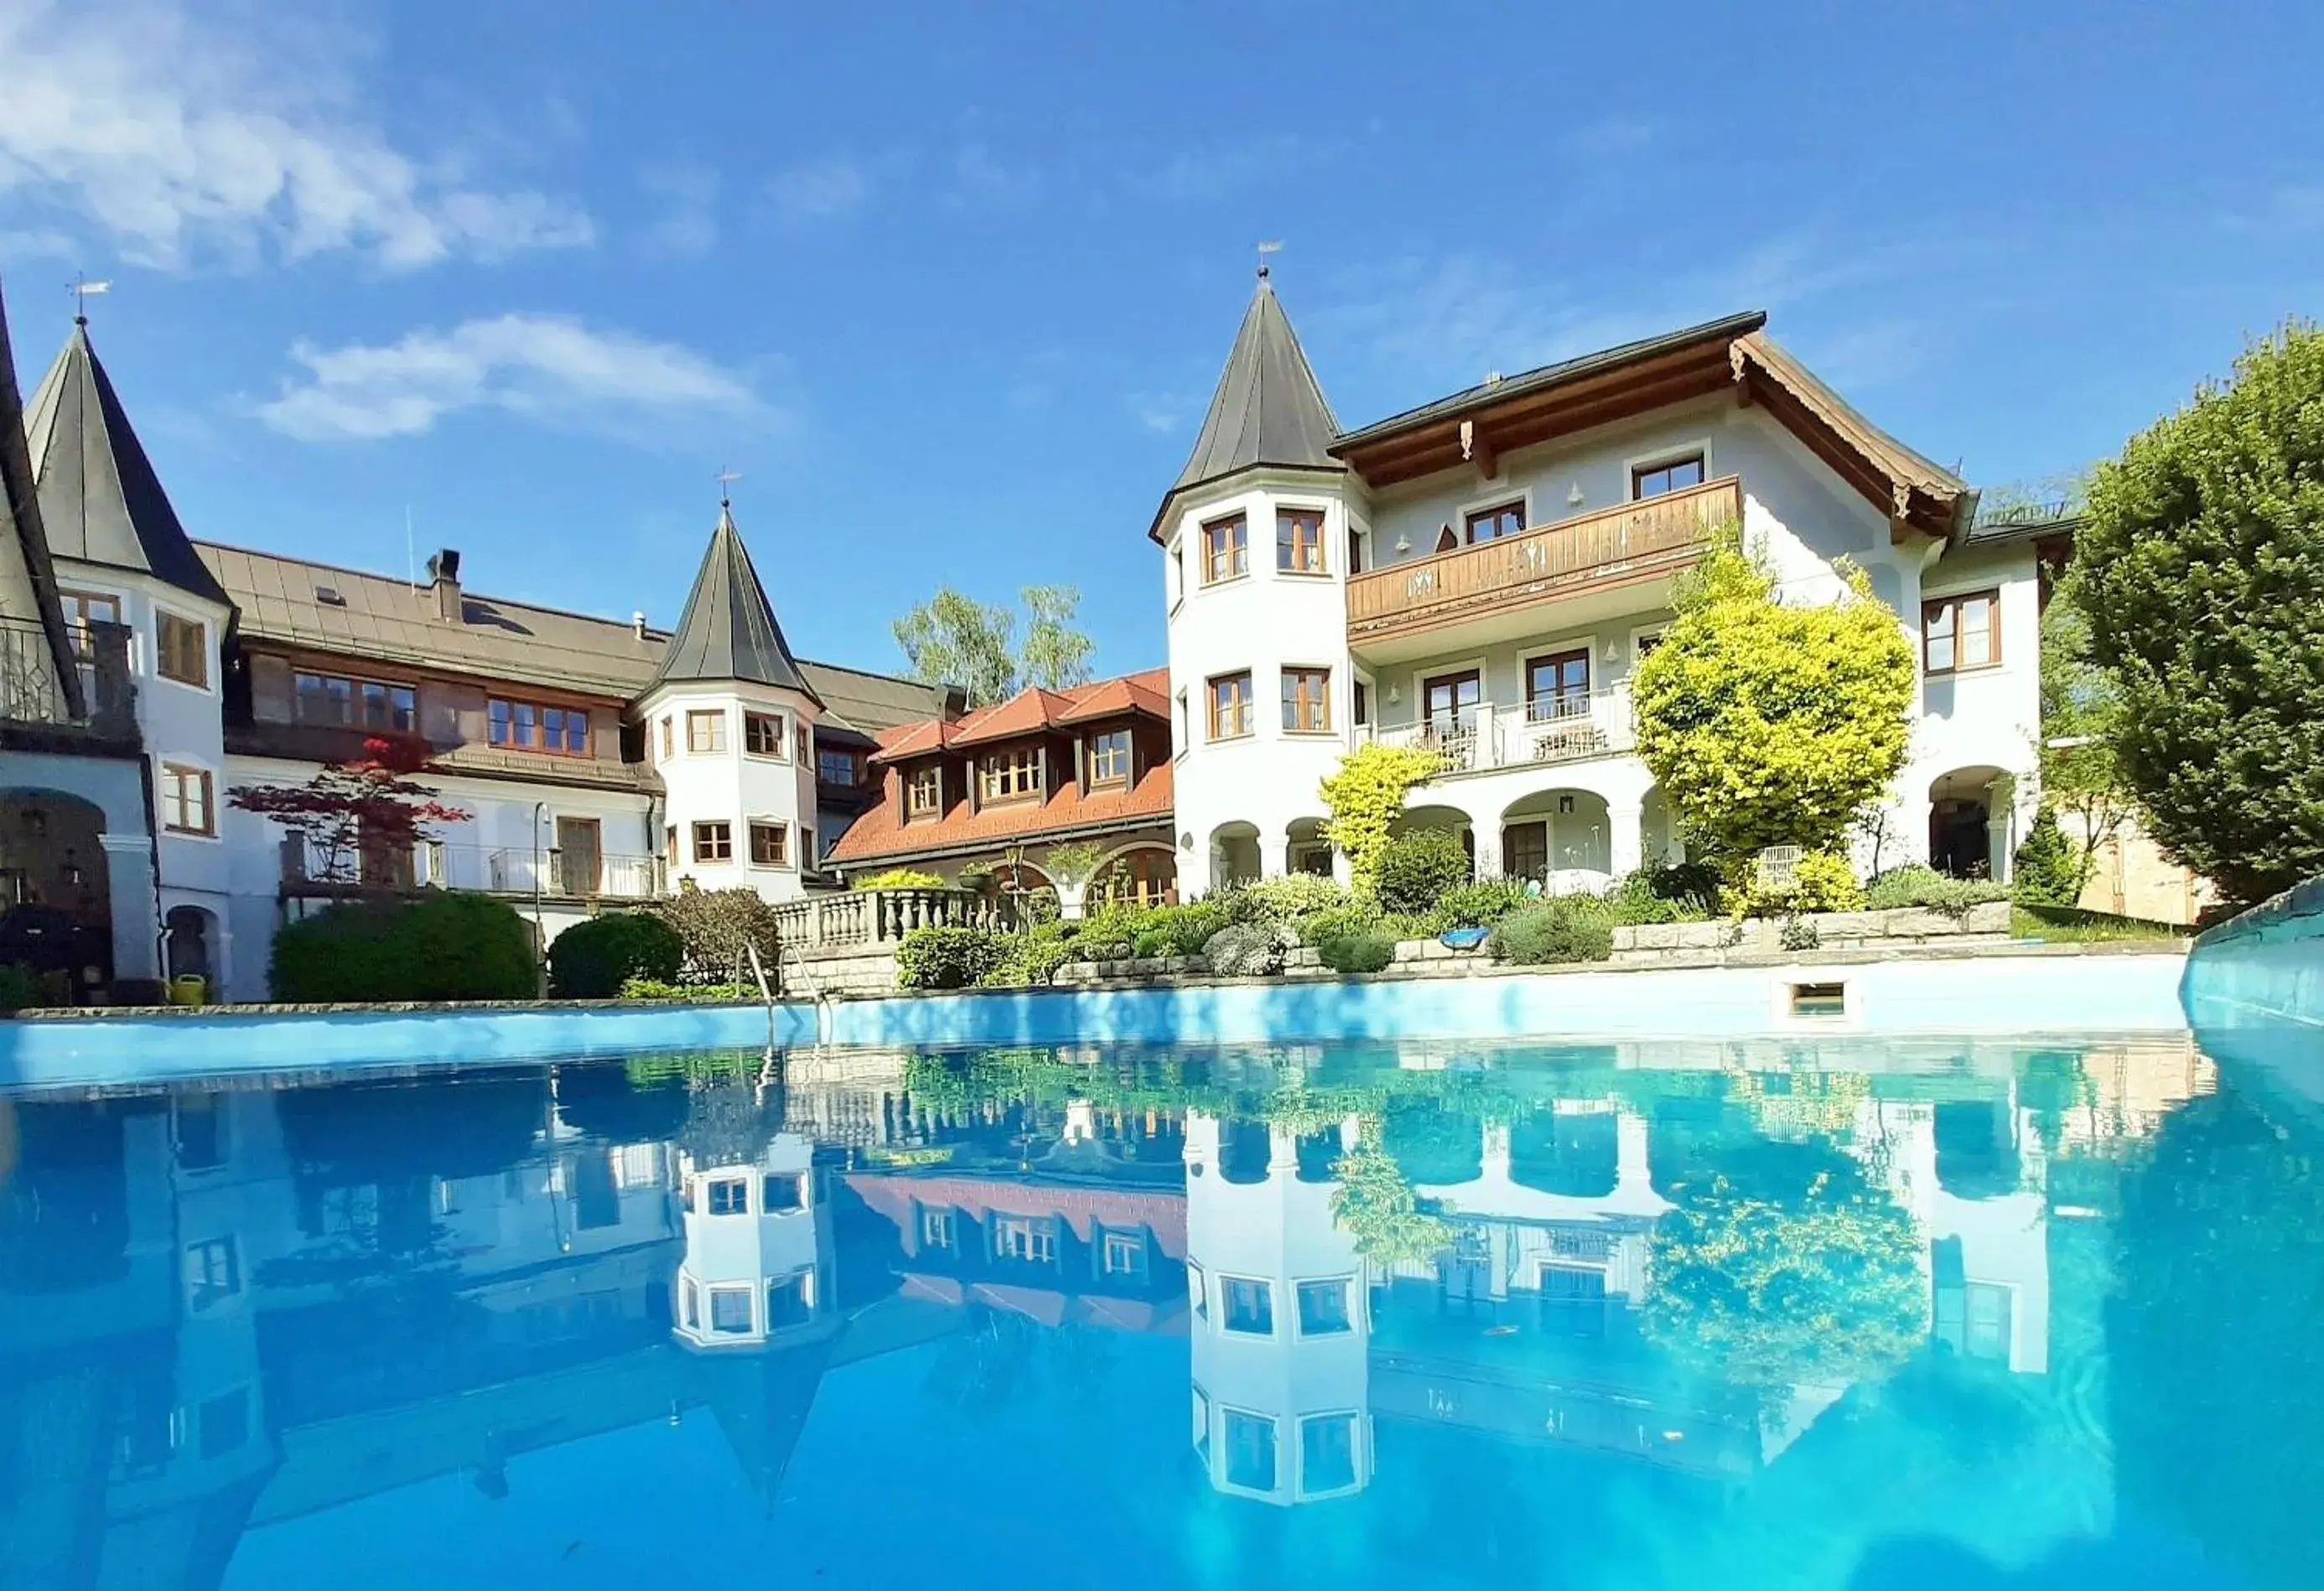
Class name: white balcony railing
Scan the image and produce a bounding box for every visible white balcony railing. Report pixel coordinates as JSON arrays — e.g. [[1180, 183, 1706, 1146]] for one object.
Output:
[[1363, 689, 1635, 775]]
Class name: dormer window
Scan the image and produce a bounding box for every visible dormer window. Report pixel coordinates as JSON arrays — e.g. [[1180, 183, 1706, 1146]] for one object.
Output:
[[979, 746, 1042, 805], [906, 764, 942, 819], [1086, 728, 1131, 788]]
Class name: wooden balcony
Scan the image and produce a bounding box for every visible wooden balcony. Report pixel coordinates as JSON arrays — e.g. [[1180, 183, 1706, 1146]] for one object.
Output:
[[1347, 475, 1738, 650]]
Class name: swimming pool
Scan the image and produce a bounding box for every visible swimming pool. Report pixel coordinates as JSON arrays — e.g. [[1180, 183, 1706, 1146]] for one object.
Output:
[[3, 1031, 2308, 1589]]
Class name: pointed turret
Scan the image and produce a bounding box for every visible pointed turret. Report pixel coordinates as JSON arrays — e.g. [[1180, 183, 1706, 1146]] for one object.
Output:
[[0, 276, 84, 712], [1149, 270, 1343, 541], [23, 319, 229, 605], [649, 504, 822, 706]]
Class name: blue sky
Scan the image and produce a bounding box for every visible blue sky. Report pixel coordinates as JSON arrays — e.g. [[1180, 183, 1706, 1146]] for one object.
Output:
[[2, 0, 2317, 680]]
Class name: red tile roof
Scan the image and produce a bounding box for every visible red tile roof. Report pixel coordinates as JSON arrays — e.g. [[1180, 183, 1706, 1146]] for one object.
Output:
[[826, 758, 1173, 865], [872, 667, 1169, 761], [835, 666, 1175, 866]]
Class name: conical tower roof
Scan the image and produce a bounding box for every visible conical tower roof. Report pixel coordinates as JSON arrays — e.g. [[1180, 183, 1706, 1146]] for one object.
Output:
[[23, 319, 229, 605], [0, 277, 83, 709], [649, 505, 822, 705], [1149, 271, 1342, 541]]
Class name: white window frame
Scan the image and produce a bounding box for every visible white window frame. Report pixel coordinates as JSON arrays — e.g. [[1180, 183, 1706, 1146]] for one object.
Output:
[[1294, 1275, 1357, 1338], [1218, 1273, 1275, 1337], [158, 757, 220, 840], [1296, 1410, 1367, 1500]]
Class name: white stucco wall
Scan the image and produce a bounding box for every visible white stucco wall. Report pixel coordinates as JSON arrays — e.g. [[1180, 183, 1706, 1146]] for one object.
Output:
[[1164, 473, 1363, 892], [641, 680, 822, 902]]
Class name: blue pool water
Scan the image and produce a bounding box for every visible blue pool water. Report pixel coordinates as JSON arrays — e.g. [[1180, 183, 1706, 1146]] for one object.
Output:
[[2, 1034, 2316, 1589]]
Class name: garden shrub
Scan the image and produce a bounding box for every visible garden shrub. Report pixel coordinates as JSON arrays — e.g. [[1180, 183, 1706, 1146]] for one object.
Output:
[[618, 977, 756, 1003], [1434, 877, 1532, 930], [1487, 896, 1615, 966], [1319, 741, 1446, 895], [1725, 850, 1864, 919], [654, 886, 783, 982], [2011, 806, 2083, 906], [853, 867, 948, 890], [1376, 828, 1472, 915], [0, 961, 47, 1013], [895, 925, 1011, 990], [1296, 901, 1387, 946], [981, 927, 1073, 987], [1227, 874, 1351, 927], [272, 893, 536, 1003], [1317, 929, 1397, 975], [1862, 864, 2011, 916], [547, 911, 683, 998], [1604, 869, 1714, 925], [1202, 922, 1288, 977]]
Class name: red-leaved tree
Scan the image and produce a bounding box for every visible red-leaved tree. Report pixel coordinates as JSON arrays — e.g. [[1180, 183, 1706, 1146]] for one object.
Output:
[[229, 736, 471, 886]]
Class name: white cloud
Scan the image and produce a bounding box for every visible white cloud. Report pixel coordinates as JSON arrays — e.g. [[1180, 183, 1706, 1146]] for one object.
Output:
[[945, 142, 1040, 210], [766, 153, 869, 225], [0, 0, 591, 269], [257, 314, 762, 443], [636, 159, 719, 256]]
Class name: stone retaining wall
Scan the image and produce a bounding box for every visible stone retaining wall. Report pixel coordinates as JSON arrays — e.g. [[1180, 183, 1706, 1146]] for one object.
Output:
[[1611, 901, 2012, 964]]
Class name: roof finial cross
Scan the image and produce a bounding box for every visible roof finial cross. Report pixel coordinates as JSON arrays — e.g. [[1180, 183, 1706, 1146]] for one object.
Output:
[[1256, 239, 1283, 281], [714, 467, 741, 510], [69, 273, 111, 325]]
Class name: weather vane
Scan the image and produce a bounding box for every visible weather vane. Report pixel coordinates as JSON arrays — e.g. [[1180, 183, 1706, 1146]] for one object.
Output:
[[69, 274, 111, 324], [715, 467, 741, 508], [1256, 239, 1283, 280]]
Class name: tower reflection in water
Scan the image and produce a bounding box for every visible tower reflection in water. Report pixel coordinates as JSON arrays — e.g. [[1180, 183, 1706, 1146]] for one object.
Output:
[[6, 1034, 2311, 1591]]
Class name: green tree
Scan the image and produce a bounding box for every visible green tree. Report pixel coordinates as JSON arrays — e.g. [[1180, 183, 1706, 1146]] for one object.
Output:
[[1631, 531, 1916, 885], [893, 584, 1095, 705], [2034, 601, 2135, 900], [1642, 1138, 1926, 1389], [2072, 322, 2324, 907], [1318, 741, 1445, 898], [1329, 1131, 1454, 1266]]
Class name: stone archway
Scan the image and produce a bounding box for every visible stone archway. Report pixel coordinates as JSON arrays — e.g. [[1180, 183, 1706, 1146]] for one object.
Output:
[[1088, 844, 1178, 908], [1394, 803, 1476, 870], [165, 905, 215, 984], [1929, 765, 2010, 879], [1285, 817, 1333, 878], [1500, 789, 1613, 889], [1210, 822, 1262, 889], [0, 790, 112, 996]]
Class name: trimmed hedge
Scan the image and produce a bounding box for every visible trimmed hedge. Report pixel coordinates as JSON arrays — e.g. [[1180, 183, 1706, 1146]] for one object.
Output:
[[547, 912, 683, 998], [271, 893, 536, 1003]]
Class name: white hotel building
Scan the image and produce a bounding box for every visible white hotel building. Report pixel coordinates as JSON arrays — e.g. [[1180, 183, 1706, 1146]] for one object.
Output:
[[1158, 271, 2057, 894]]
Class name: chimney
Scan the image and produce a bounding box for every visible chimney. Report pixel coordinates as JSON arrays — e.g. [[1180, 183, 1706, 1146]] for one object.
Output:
[[425, 547, 462, 622], [631, 609, 647, 641]]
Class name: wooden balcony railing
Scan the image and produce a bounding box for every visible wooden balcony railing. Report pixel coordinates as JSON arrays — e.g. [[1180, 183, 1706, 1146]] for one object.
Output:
[[1347, 475, 1739, 644]]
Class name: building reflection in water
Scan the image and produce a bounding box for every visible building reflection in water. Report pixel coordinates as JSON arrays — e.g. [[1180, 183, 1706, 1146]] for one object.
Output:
[[0, 1034, 2259, 1587]]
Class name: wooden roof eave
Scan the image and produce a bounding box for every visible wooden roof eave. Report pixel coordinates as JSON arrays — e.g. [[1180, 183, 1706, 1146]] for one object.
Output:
[[1334, 345, 1740, 490]]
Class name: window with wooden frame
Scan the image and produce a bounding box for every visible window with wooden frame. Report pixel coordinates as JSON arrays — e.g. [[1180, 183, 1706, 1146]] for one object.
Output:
[[296, 671, 417, 732], [906, 764, 943, 819], [1346, 527, 1365, 575], [1085, 728, 1132, 788], [488, 697, 590, 755], [1630, 451, 1706, 500], [796, 723, 812, 763], [1281, 666, 1331, 733], [1201, 514, 1248, 584], [1207, 671, 1254, 740], [1464, 500, 1525, 544], [686, 709, 726, 754], [1922, 589, 2000, 674], [749, 821, 790, 867], [744, 710, 787, 759], [1276, 508, 1326, 574], [978, 746, 1043, 805], [692, 821, 732, 864], [817, 747, 860, 786], [157, 613, 208, 687], [161, 764, 214, 836], [659, 717, 674, 760], [1524, 648, 1591, 723], [663, 825, 677, 867]]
